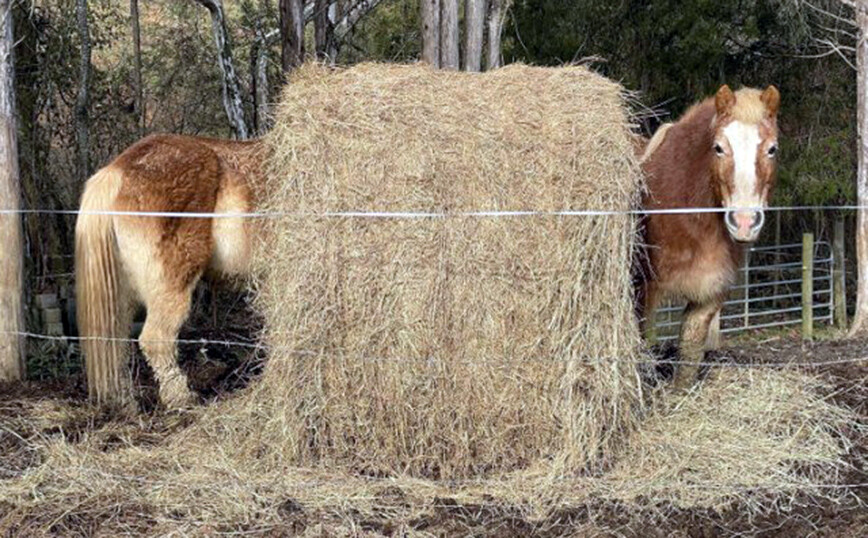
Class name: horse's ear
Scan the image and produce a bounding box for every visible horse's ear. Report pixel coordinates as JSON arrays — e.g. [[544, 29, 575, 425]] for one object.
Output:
[[761, 85, 780, 118], [715, 85, 736, 116]]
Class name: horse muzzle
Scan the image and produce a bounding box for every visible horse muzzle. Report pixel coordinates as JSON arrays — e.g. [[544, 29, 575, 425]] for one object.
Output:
[[725, 209, 765, 243]]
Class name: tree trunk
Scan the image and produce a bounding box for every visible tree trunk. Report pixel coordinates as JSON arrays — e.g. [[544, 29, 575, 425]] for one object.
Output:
[[486, 0, 509, 70], [75, 0, 90, 181], [280, 0, 304, 73], [130, 0, 144, 136], [464, 0, 485, 71], [421, 0, 440, 67], [327, 0, 343, 59], [251, 27, 272, 135], [314, 0, 333, 60], [0, 0, 24, 381], [440, 0, 459, 69], [193, 0, 249, 139], [851, 7, 868, 335]]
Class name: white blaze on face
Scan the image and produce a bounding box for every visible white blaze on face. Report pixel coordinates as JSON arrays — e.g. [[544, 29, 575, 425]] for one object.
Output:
[[721, 121, 765, 242]]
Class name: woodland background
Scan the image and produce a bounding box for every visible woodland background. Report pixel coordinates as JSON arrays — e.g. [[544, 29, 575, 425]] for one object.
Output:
[[7, 0, 862, 375]]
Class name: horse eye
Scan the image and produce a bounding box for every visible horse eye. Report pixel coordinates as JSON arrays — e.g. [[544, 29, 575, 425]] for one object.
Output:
[[768, 145, 778, 157], [714, 143, 725, 156]]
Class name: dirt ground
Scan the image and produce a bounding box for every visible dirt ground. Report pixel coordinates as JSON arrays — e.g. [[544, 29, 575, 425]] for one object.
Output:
[[1, 335, 866, 537]]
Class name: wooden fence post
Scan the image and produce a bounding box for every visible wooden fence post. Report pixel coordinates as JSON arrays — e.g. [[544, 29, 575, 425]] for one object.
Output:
[[0, 1, 25, 382], [802, 233, 814, 340], [741, 247, 750, 330], [833, 218, 847, 330]]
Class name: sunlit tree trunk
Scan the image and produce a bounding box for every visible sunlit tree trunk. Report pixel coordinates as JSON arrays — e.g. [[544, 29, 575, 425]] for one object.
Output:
[[193, 0, 249, 139], [280, 0, 304, 73], [130, 0, 144, 136], [327, 0, 343, 59], [75, 0, 90, 180], [0, 0, 24, 381], [850, 5, 868, 334], [486, 0, 510, 69], [440, 0, 459, 69], [421, 0, 440, 67], [251, 28, 272, 135], [464, 0, 485, 71]]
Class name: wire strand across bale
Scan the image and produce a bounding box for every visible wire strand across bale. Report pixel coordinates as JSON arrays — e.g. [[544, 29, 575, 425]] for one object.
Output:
[[244, 62, 645, 478]]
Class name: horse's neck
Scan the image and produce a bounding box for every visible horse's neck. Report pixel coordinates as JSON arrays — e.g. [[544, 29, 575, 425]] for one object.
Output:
[[651, 100, 716, 201]]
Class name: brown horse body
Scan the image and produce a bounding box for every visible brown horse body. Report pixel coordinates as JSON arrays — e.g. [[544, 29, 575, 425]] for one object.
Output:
[[76, 134, 263, 407], [639, 85, 780, 386]]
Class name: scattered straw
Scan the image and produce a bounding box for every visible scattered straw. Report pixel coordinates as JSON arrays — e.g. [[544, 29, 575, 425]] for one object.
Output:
[[0, 368, 859, 535]]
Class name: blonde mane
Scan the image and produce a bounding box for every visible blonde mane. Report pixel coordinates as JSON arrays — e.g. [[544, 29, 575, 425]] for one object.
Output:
[[640, 122, 673, 163], [731, 88, 767, 124]]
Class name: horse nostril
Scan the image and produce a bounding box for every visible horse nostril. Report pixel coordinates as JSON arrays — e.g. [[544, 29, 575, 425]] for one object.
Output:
[[725, 210, 738, 230], [751, 210, 765, 231]]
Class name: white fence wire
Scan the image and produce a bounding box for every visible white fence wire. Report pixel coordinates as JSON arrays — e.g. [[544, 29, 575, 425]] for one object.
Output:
[[2, 205, 866, 369]]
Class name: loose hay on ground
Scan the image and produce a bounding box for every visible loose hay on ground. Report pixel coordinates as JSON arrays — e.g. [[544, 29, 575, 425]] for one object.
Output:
[[0, 366, 859, 535]]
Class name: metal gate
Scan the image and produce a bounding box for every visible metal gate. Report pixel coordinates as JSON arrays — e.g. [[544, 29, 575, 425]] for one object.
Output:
[[654, 239, 835, 341]]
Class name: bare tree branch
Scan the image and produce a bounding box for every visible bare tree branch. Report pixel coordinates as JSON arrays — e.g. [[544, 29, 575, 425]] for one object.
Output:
[[803, 0, 859, 27], [192, 0, 249, 138], [334, 0, 384, 41], [75, 0, 90, 179]]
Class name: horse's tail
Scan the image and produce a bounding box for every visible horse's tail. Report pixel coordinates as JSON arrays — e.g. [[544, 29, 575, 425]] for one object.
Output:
[[75, 166, 131, 406]]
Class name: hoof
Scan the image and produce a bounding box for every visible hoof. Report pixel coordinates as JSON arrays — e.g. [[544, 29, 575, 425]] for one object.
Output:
[[158, 374, 198, 409], [161, 388, 198, 409], [671, 367, 700, 391]]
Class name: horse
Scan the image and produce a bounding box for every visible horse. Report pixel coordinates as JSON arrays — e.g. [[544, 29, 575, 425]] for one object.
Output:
[[637, 84, 780, 388], [75, 134, 264, 409]]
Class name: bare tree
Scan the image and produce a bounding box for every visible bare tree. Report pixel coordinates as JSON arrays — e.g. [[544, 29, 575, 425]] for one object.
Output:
[[0, 0, 24, 381], [252, 28, 278, 135], [280, 0, 304, 73], [803, 0, 868, 334], [806, 0, 868, 333], [328, 0, 345, 59], [440, 0, 459, 69], [487, 0, 510, 69], [193, 0, 249, 139], [464, 0, 485, 71], [421, 0, 440, 67], [75, 0, 90, 180], [851, 1, 868, 333], [314, 0, 333, 59], [131, 0, 144, 136]]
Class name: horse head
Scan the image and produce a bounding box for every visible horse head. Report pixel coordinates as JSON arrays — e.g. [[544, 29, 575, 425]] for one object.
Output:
[[710, 84, 780, 243]]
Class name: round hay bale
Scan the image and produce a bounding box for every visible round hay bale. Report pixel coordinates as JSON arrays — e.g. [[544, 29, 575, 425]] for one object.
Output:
[[251, 62, 644, 478]]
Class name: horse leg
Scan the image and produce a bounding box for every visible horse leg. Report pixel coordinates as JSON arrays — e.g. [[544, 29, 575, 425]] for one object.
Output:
[[705, 308, 722, 350], [139, 280, 200, 408], [674, 298, 723, 389]]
